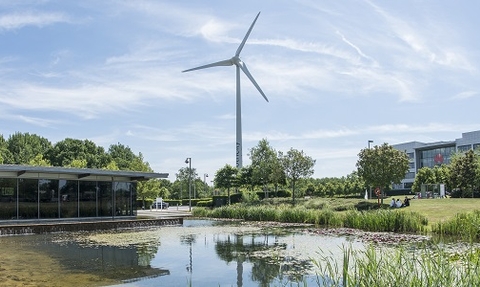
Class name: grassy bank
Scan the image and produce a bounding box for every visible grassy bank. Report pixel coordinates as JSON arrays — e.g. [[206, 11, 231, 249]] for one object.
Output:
[[193, 197, 480, 236]]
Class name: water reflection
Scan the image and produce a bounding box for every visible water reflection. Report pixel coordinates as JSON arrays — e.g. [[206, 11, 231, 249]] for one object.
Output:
[[0, 220, 364, 286]]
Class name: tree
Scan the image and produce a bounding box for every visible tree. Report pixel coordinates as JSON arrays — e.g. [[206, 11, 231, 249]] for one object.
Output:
[[279, 148, 315, 202], [0, 135, 13, 164], [108, 143, 137, 170], [412, 165, 450, 194], [28, 154, 51, 166], [7, 132, 52, 164], [356, 143, 409, 203], [214, 164, 239, 205], [449, 149, 479, 197], [137, 179, 162, 208], [411, 167, 435, 193], [249, 139, 282, 197], [48, 138, 109, 168]]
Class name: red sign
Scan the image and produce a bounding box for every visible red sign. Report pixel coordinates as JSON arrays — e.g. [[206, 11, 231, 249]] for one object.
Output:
[[434, 153, 444, 164]]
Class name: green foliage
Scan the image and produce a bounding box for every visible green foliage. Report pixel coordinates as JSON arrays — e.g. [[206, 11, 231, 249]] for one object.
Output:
[[279, 148, 315, 202], [248, 138, 285, 191], [193, 198, 428, 233], [196, 200, 213, 207], [449, 149, 479, 195], [6, 132, 52, 164], [431, 210, 480, 241], [343, 209, 428, 233], [241, 189, 259, 203], [357, 143, 409, 196], [48, 138, 110, 168], [314, 244, 480, 287], [28, 154, 51, 166]]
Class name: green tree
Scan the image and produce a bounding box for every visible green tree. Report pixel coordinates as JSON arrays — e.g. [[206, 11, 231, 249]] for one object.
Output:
[[28, 154, 51, 166], [279, 148, 315, 202], [137, 179, 162, 208], [214, 164, 239, 205], [7, 132, 52, 164], [48, 138, 109, 168], [249, 139, 282, 198], [412, 167, 436, 193], [449, 149, 479, 197], [356, 143, 409, 203], [108, 143, 137, 170], [0, 135, 13, 164]]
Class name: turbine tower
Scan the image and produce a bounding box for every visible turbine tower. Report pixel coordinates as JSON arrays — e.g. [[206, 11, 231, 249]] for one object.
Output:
[[182, 12, 268, 169]]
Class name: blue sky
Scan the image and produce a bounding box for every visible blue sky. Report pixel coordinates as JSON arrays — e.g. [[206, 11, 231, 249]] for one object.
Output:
[[1, 0, 479, 182]]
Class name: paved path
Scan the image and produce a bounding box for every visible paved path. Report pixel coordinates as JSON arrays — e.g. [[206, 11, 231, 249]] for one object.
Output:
[[137, 205, 193, 219]]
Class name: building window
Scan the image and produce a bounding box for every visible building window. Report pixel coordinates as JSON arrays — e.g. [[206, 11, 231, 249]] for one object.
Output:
[[407, 152, 414, 159], [420, 146, 455, 168], [405, 172, 415, 179], [473, 143, 480, 150], [457, 144, 471, 152], [409, 162, 415, 169]]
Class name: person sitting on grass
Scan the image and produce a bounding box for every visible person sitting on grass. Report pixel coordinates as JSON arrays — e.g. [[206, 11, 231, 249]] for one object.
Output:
[[390, 198, 396, 208], [396, 199, 402, 208], [403, 196, 410, 207]]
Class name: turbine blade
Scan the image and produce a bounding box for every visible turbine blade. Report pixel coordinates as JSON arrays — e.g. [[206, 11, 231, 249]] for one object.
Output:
[[182, 59, 232, 73], [235, 12, 261, 57], [238, 61, 269, 102]]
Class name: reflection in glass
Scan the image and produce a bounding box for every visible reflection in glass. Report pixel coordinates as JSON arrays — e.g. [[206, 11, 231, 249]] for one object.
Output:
[[0, 178, 16, 219], [18, 178, 38, 219], [98, 181, 112, 217], [79, 181, 97, 217], [39, 179, 59, 218], [59, 180, 78, 218]]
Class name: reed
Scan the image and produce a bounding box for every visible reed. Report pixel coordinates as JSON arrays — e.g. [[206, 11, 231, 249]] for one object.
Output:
[[431, 210, 480, 241], [343, 209, 428, 233], [192, 205, 427, 232], [313, 244, 480, 287]]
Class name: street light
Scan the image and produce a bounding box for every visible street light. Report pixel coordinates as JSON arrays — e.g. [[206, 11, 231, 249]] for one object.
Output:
[[204, 173, 209, 196], [185, 157, 192, 211]]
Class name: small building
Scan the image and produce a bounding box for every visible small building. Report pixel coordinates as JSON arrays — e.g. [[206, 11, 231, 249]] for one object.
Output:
[[392, 130, 480, 192], [0, 164, 168, 221]]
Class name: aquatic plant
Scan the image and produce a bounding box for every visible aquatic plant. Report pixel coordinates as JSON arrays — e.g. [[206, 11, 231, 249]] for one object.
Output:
[[431, 210, 480, 241], [192, 205, 427, 233], [313, 243, 480, 287]]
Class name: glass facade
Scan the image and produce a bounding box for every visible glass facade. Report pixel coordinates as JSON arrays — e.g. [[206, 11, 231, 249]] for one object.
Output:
[[419, 146, 456, 168], [0, 178, 136, 220]]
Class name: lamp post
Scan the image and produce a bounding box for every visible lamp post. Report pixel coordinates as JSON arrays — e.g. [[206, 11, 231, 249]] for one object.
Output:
[[368, 140, 374, 199], [185, 157, 192, 211], [204, 173, 209, 196]]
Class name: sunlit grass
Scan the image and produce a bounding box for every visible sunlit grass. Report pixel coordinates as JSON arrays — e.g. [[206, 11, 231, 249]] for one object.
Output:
[[313, 243, 480, 287]]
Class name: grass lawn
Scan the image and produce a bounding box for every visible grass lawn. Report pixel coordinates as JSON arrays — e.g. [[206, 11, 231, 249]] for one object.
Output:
[[298, 196, 480, 228], [384, 197, 480, 225]]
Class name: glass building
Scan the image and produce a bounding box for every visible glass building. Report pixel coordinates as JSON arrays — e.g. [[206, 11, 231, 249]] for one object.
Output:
[[0, 165, 168, 221], [392, 130, 480, 191]]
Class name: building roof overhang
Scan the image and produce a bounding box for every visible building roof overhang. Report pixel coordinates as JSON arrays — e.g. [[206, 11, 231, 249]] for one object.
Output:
[[0, 164, 168, 182]]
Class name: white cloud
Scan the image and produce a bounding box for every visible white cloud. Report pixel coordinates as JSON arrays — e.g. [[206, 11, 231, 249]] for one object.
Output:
[[0, 11, 70, 30]]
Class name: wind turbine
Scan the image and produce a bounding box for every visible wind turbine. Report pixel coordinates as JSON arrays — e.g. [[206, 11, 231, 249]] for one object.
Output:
[[182, 12, 268, 169]]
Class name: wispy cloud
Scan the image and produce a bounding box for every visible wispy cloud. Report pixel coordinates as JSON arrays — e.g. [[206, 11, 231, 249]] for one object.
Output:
[[0, 11, 70, 31]]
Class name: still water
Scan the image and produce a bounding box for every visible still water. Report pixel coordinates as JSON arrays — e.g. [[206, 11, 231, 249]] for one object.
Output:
[[0, 219, 365, 286]]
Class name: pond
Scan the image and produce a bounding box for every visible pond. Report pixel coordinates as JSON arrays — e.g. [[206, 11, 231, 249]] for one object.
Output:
[[0, 219, 367, 286]]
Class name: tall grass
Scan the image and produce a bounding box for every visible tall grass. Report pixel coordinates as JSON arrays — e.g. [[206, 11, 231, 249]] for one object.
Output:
[[192, 205, 428, 233], [313, 244, 480, 287], [431, 210, 480, 241], [344, 209, 428, 233]]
